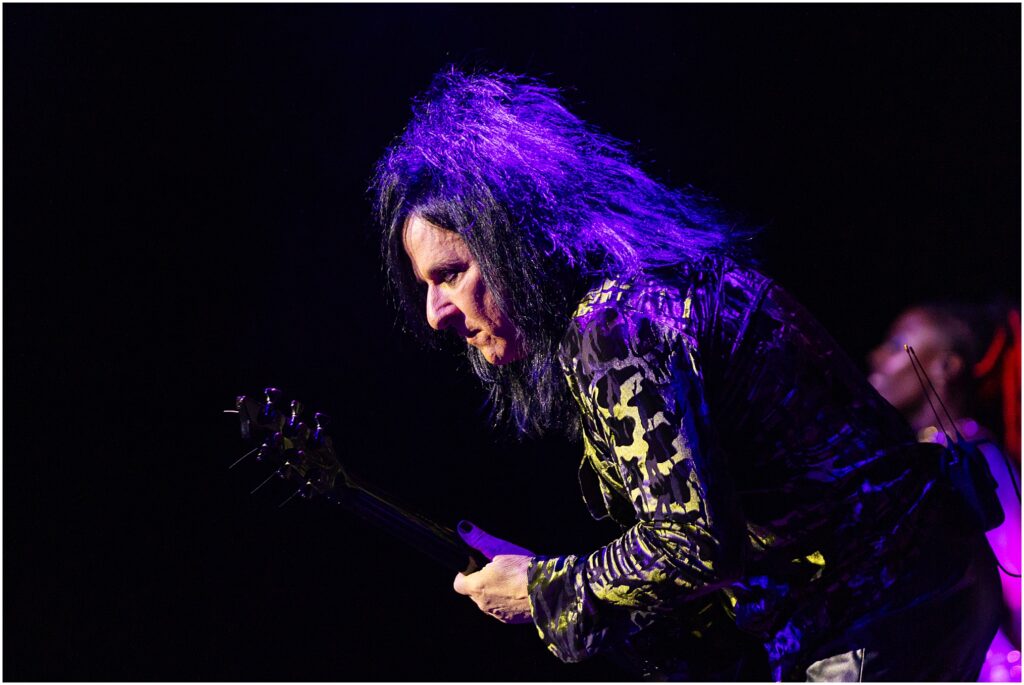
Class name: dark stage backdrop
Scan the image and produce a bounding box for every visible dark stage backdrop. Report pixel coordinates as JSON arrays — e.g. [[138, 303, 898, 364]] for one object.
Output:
[[5, 4, 1020, 681]]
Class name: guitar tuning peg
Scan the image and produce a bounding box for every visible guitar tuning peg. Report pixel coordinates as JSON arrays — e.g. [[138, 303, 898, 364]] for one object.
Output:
[[259, 387, 286, 430], [288, 401, 304, 430], [292, 422, 311, 445], [312, 412, 332, 449], [236, 394, 254, 439], [280, 448, 308, 480], [256, 431, 285, 462]]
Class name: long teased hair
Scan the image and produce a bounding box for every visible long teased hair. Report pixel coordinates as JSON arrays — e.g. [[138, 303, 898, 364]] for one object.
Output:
[[373, 67, 747, 438]]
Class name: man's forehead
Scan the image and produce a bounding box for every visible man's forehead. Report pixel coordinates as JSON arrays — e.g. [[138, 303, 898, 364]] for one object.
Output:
[[403, 215, 471, 281], [404, 215, 467, 255]]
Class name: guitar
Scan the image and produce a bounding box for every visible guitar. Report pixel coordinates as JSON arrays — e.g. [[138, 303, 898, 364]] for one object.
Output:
[[229, 387, 486, 575]]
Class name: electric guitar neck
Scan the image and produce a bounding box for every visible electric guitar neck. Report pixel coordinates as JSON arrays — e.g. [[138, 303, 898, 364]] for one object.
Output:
[[230, 388, 486, 574]]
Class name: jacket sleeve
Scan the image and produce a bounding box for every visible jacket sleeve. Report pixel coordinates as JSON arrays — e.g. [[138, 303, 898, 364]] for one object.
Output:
[[527, 306, 745, 662]]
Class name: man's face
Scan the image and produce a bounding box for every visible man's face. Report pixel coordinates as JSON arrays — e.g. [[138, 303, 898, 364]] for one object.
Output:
[[868, 308, 953, 413], [402, 215, 526, 365]]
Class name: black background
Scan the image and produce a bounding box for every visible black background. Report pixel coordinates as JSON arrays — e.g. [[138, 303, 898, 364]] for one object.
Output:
[[4, 4, 1020, 681]]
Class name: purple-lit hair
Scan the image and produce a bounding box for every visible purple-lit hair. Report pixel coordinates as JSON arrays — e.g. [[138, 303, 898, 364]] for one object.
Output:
[[373, 67, 747, 438]]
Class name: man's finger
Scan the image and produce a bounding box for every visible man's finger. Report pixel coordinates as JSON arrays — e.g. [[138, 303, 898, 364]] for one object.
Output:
[[457, 520, 534, 560], [453, 572, 471, 596]]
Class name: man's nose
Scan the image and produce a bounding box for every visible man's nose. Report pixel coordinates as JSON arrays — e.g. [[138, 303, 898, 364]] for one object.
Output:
[[867, 345, 882, 371], [867, 343, 892, 373], [426, 285, 459, 331]]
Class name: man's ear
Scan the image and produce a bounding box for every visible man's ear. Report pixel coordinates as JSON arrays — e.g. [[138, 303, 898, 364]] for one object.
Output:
[[942, 352, 966, 382]]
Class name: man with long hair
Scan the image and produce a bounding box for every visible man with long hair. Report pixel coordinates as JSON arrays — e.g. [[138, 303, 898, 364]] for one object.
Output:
[[372, 67, 1000, 681]]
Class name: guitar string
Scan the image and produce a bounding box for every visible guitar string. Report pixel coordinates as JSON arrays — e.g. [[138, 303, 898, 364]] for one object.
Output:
[[250, 471, 280, 495], [906, 345, 963, 441], [231, 396, 476, 570], [230, 447, 259, 470]]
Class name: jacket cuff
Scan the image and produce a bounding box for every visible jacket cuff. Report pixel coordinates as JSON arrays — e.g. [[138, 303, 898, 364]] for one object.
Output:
[[527, 554, 610, 663]]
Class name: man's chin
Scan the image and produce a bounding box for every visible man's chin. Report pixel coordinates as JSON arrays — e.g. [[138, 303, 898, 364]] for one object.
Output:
[[486, 347, 527, 366], [483, 349, 506, 366], [468, 339, 525, 366]]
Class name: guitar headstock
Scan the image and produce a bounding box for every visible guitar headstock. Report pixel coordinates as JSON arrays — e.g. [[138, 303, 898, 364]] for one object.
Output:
[[228, 387, 488, 574], [234, 387, 346, 502]]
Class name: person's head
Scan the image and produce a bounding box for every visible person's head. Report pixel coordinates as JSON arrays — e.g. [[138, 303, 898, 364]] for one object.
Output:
[[868, 306, 973, 418], [869, 302, 1019, 446], [373, 66, 742, 436], [401, 214, 525, 366]]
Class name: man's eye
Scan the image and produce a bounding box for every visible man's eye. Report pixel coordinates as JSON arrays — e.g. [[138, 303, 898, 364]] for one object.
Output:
[[441, 270, 462, 285]]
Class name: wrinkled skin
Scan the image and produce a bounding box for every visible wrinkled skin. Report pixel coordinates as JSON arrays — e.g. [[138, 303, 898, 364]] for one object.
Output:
[[452, 521, 533, 624], [402, 215, 526, 365]]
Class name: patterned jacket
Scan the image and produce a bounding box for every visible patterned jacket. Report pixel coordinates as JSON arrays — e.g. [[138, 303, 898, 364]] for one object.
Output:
[[526, 256, 957, 680]]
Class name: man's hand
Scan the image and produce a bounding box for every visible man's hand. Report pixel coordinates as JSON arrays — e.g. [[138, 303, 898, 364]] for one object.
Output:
[[453, 521, 534, 624]]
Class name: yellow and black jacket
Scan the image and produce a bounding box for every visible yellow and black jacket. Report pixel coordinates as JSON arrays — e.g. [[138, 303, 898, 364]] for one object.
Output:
[[527, 257, 976, 680]]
